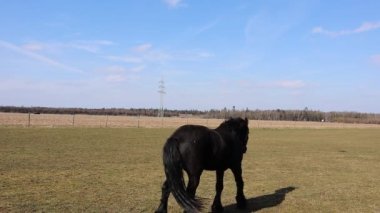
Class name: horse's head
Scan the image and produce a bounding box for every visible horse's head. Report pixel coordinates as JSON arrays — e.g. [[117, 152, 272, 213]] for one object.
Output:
[[222, 117, 249, 153]]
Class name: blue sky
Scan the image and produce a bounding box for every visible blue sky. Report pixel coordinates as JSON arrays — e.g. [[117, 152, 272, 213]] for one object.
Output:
[[1, 0, 380, 112]]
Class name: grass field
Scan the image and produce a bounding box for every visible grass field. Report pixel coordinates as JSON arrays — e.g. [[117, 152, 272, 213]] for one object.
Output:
[[1, 127, 379, 212]]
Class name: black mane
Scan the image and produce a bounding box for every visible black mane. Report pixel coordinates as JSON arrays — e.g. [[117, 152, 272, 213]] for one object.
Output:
[[219, 117, 247, 128]]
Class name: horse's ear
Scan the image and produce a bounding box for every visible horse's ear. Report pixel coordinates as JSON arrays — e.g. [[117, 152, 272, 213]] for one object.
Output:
[[245, 117, 249, 124]]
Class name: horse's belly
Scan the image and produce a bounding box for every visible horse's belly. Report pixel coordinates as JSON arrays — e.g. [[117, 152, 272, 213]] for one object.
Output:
[[203, 160, 228, 171]]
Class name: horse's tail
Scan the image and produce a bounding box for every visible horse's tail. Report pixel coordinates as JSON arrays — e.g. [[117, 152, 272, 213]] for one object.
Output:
[[163, 137, 203, 212]]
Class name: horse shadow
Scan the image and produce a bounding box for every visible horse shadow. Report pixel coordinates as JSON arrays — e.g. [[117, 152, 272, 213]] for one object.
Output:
[[222, 186, 296, 212]]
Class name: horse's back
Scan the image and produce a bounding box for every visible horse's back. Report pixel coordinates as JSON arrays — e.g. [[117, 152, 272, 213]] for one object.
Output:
[[169, 124, 229, 171]]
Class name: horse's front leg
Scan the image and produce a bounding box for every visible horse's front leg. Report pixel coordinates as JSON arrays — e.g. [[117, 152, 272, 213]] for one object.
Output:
[[211, 170, 224, 213], [155, 179, 170, 213], [231, 166, 247, 209]]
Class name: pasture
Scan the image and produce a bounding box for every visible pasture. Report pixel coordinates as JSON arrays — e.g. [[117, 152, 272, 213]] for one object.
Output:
[[1, 127, 379, 212]]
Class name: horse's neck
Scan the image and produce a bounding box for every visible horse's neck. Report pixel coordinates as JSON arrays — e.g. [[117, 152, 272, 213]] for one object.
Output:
[[214, 126, 231, 138]]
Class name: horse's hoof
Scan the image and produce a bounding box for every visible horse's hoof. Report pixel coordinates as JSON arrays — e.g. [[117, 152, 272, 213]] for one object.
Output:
[[184, 210, 200, 213], [211, 204, 224, 213], [236, 202, 246, 209], [155, 208, 167, 213], [236, 200, 247, 209], [236, 195, 247, 209]]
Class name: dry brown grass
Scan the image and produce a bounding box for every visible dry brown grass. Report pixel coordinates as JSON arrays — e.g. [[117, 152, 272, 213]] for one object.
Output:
[[1, 112, 380, 129], [1, 128, 379, 212]]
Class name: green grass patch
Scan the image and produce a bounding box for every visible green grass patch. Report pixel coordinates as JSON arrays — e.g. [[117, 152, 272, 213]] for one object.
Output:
[[0, 128, 379, 212]]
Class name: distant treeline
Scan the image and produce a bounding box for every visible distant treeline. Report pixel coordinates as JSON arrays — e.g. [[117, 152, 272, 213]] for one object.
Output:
[[0, 106, 203, 117], [1, 106, 379, 124]]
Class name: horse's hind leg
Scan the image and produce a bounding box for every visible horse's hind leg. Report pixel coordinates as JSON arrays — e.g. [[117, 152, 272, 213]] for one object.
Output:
[[183, 173, 201, 213], [155, 180, 170, 213], [211, 170, 224, 213], [231, 166, 247, 209], [186, 174, 201, 198]]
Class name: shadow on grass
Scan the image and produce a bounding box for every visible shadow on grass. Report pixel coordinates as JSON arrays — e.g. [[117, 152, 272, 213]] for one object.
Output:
[[223, 186, 296, 212]]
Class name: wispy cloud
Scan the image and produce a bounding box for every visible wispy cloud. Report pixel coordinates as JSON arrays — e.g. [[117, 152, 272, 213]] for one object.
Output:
[[130, 65, 145, 73], [97, 65, 144, 83], [190, 19, 219, 36], [312, 21, 380, 37], [175, 50, 214, 61], [132, 43, 173, 62], [22, 43, 44, 51], [163, 0, 184, 8], [274, 80, 306, 89], [105, 74, 126, 82], [107, 43, 168, 64], [69, 40, 114, 53], [255, 80, 307, 89], [0, 40, 83, 73], [197, 52, 214, 58], [371, 54, 380, 66], [99, 65, 127, 74], [143, 49, 173, 62], [98, 65, 145, 73], [107, 43, 213, 65], [244, 12, 293, 44], [133, 43, 152, 53], [21, 39, 114, 53], [106, 55, 143, 63], [107, 49, 213, 65]]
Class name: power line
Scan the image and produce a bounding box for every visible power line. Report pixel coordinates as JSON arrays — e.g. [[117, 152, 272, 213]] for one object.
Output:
[[158, 78, 166, 117]]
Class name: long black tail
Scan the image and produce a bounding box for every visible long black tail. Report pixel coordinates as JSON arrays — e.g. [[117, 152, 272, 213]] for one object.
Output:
[[163, 137, 203, 212]]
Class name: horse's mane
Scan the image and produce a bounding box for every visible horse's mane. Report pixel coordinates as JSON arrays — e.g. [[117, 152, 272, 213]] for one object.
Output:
[[217, 117, 248, 130]]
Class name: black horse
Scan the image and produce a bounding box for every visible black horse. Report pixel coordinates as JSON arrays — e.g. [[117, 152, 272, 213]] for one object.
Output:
[[155, 117, 250, 213]]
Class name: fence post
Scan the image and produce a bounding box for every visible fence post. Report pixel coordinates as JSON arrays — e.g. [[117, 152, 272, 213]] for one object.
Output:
[[137, 115, 140, 128], [105, 115, 109, 128], [72, 114, 75, 126], [28, 113, 31, 127]]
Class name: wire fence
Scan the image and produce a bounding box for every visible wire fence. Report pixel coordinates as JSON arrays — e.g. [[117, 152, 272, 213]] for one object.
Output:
[[1, 112, 380, 129]]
